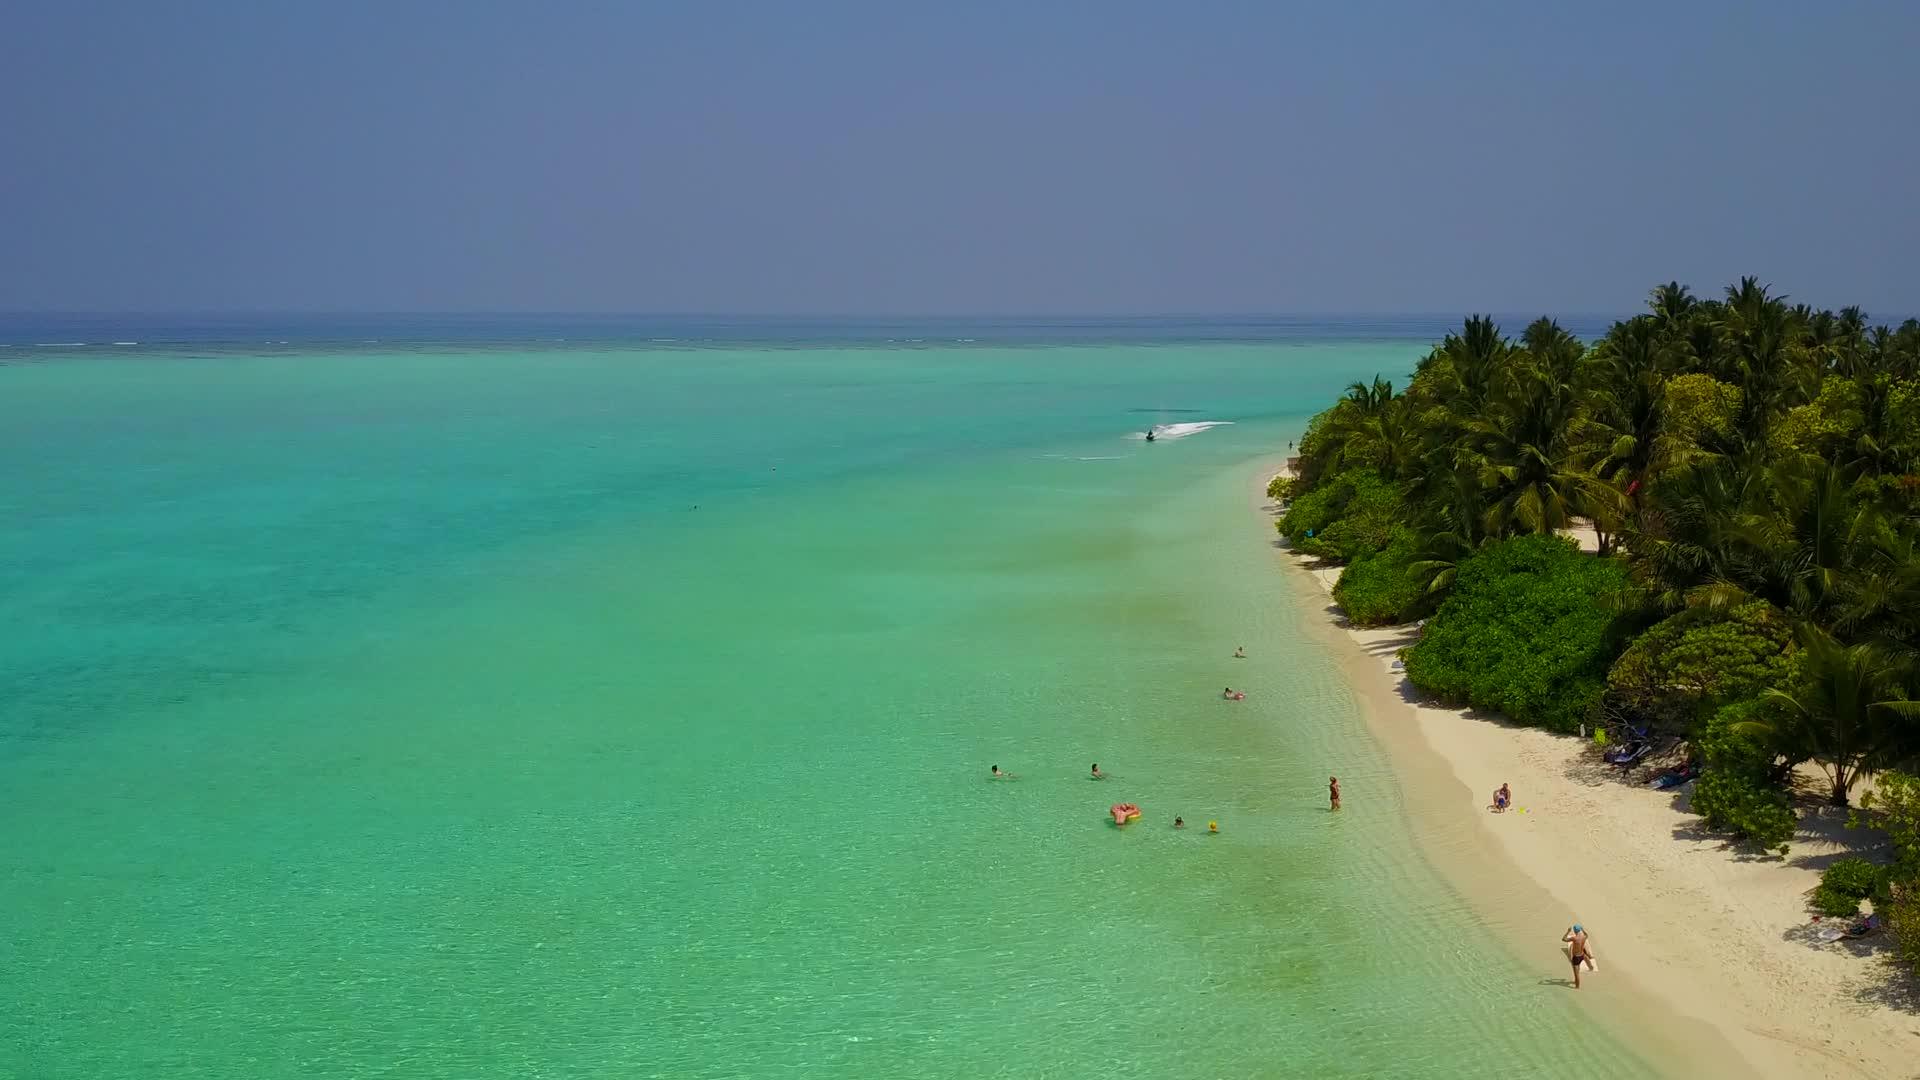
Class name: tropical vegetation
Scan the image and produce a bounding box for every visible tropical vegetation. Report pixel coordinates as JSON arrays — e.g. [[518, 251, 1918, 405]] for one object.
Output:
[[1281, 279, 1920, 971]]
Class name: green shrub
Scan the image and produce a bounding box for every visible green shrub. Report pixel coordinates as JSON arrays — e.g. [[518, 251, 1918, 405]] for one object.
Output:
[[1772, 377, 1865, 460], [1606, 602, 1795, 729], [1267, 473, 1298, 501], [1290, 408, 1340, 489], [1311, 474, 1400, 561], [1278, 475, 1354, 546], [1333, 528, 1425, 626], [1889, 885, 1920, 976], [1820, 857, 1880, 900], [1278, 471, 1405, 562], [1810, 883, 1864, 917], [1688, 700, 1796, 853], [1401, 535, 1629, 732], [1871, 865, 1901, 911], [1853, 770, 1920, 877], [1693, 699, 1777, 774], [1658, 373, 1742, 456], [1691, 771, 1796, 853], [1853, 772, 1920, 918]]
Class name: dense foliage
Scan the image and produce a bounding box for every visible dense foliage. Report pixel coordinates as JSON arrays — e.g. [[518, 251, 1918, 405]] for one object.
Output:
[[1688, 701, 1797, 853], [1281, 279, 1920, 860], [1402, 535, 1628, 732], [1606, 602, 1796, 729], [1855, 771, 1920, 974], [1332, 527, 1425, 626], [1280, 470, 1398, 561]]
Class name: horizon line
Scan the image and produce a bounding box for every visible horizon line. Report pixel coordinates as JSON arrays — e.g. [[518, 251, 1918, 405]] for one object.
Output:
[[0, 309, 1639, 320]]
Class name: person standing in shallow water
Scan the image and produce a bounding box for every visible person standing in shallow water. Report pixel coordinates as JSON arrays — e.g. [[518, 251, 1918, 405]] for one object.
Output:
[[1328, 776, 1341, 811], [1090, 763, 1106, 780]]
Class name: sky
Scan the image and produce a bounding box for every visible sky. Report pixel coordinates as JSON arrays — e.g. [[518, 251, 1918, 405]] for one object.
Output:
[[4, 1, 1917, 316]]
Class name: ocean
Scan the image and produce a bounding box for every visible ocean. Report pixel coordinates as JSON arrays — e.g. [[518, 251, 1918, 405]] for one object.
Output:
[[1, 318, 1648, 1078]]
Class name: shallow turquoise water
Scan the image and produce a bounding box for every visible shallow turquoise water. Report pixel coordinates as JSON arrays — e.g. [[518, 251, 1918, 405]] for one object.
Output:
[[1, 341, 1652, 1077]]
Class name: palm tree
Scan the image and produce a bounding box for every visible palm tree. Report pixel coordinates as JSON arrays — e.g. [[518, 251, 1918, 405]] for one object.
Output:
[[1847, 374, 1909, 480], [1457, 332, 1617, 539], [1755, 627, 1919, 806], [1343, 376, 1394, 415], [1828, 306, 1871, 379], [1718, 278, 1816, 448], [1353, 394, 1422, 482], [1625, 450, 1773, 614], [1649, 281, 1697, 331], [1317, 376, 1418, 480], [1746, 460, 1871, 623], [1522, 317, 1584, 391], [1843, 521, 1920, 652], [1406, 468, 1492, 599], [1583, 317, 1673, 549], [1425, 315, 1510, 415]]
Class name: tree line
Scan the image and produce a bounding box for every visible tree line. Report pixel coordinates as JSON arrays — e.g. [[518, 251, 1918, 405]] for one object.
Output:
[[1276, 279, 1920, 970]]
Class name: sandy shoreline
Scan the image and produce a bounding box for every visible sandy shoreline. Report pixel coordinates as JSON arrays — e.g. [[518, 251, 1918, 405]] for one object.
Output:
[[1253, 463, 1919, 1080]]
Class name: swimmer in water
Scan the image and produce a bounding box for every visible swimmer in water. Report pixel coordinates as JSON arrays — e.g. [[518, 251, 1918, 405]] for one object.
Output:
[[1174, 816, 1185, 829], [1233, 646, 1246, 658], [991, 765, 1015, 780], [1090, 763, 1107, 780], [1223, 687, 1245, 700]]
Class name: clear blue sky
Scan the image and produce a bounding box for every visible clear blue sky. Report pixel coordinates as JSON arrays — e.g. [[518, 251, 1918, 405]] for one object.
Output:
[[4, 1, 1916, 315]]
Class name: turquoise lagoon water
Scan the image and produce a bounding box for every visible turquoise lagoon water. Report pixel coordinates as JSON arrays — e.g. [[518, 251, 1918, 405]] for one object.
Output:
[[0, 330, 1650, 1078]]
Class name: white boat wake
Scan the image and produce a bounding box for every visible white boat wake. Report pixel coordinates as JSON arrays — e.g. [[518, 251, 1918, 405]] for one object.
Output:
[[1128, 421, 1234, 441]]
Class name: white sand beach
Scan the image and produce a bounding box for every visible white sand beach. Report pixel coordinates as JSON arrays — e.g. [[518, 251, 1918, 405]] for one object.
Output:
[[1259, 466, 1920, 1080]]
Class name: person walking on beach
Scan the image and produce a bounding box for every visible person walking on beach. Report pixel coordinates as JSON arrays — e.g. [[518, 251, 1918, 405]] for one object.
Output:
[[1328, 776, 1341, 811], [1562, 924, 1594, 989]]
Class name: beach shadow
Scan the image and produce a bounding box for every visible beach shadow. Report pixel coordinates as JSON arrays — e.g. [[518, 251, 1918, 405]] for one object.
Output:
[[1562, 753, 1636, 788], [1390, 677, 1527, 737], [1849, 958, 1920, 1016], [1354, 635, 1412, 663], [1782, 804, 1894, 870], [1668, 819, 1788, 863], [1774, 818, 1896, 868], [1665, 795, 1891, 867], [1536, 977, 1578, 989]]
